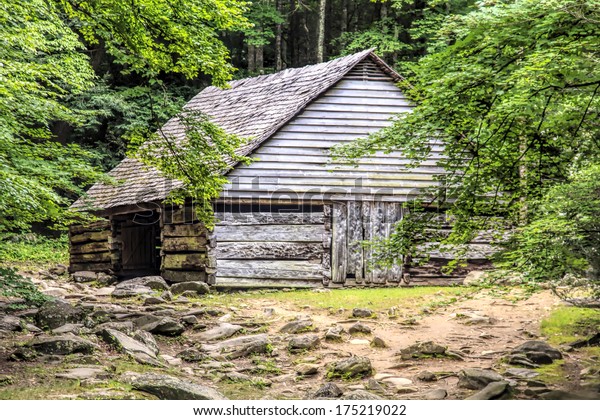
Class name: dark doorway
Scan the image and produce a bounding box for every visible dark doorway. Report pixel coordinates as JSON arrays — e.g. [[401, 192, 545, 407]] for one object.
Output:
[[114, 216, 161, 279]]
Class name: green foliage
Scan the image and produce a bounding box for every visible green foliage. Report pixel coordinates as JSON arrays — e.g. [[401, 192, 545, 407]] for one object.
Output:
[[0, 267, 50, 307], [499, 163, 600, 298], [243, 0, 284, 47], [132, 110, 252, 228], [336, 18, 409, 59], [61, 0, 250, 85], [540, 306, 600, 345], [0, 234, 68, 264], [335, 0, 600, 285]]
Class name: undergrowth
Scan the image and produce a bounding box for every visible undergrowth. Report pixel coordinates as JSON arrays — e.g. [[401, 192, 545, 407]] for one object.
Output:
[[0, 233, 68, 264]]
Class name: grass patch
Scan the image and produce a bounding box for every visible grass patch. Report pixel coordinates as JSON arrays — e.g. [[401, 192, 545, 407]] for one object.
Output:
[[540, 306, 600, 345], [0, 233, 68, 265]]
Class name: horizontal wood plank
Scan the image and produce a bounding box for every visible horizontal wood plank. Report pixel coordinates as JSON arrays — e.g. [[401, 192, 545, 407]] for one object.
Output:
[[214, 224, 325, 242], [214, 212, 324, 225], [70, 231, 110, 244], [216, 259, 323, 280], [216, 242, 323, 260]]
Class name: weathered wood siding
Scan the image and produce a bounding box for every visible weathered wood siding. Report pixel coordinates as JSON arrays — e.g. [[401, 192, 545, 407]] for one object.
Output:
[[222, 58, 444, 203], [69, 220, 112, 272], [213, 211, 326, 288], [161, 206, 210, 283]]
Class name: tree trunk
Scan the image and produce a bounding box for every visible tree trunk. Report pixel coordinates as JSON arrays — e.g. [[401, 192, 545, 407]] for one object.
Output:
[[341, 0, 348, 34], [247, 43, 256, 72], [317, 0, 327, 63], [256, 44, 264, 73], [275, 0, 283, 70]]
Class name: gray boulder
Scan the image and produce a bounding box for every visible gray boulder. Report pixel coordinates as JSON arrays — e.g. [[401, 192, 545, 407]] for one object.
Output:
[[280, 319, 313, 334], [134, 315, 185, 336], [324, 325, 344, 342], [397, 341, 447, 359], [192, 323, 243, 342], [98, 328, 160, 365], [511, 341, 562, 364], [342, 390, 383, 400], [313, 383, 343, 398], [203, 334, 270, 359], [28, 334, 98, 355], [123, 372, 226, 400], [177, 348, 206, 362], [170, 281, 210, 296], [424, 388, 448, 400], [35, 299, 85, 330], [352, 308, 373, 318], [328, 356, 373, 379], [288, 335, 320, 352], [349, 322, 372, 335], [0, 315, 22, 332], [112, 276, 168, 298], [466, 381, 511, 400], [71, 271, 97, 283], [458, 368, 504, 390]]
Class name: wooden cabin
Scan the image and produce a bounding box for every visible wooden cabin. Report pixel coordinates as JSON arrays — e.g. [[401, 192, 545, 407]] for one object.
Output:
[[70, 50, 491, 288]]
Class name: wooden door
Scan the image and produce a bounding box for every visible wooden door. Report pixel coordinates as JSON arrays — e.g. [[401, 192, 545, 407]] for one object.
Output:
[[331, 201, 403, 286], [121, 225, 156, 271]]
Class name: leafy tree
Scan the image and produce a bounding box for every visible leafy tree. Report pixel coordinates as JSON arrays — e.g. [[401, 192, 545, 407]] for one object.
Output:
[[335, 0, 600, 289], [132, 110, 252, 228]]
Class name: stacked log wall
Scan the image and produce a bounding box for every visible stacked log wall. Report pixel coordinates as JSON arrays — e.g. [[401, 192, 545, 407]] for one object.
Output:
[[68, 220, 112, 272], [161, 205, 210, 283]]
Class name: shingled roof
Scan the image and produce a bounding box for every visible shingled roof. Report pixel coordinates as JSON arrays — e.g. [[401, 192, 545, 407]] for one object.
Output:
[[72, 50, 401, 211]]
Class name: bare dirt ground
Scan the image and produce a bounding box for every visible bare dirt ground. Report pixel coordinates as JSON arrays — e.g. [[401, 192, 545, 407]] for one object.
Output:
[[1, 271, 597, 400]]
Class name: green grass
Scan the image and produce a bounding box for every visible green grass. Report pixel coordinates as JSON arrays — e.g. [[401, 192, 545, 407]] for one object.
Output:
[[0, 233, 68, 265], [209, 286, 474, 313], [540, 306, 600, 345]]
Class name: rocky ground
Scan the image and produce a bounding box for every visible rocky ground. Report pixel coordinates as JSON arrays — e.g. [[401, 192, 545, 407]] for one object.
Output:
[[0, 266, 599, 400]]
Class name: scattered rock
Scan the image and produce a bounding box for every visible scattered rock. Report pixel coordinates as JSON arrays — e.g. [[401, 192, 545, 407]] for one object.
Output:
[[112, 276, 169, 298], [348, 322, 372, 335], [505, 368, 539, 379], [280, 319, 313, 334], [506, 354, 539, 368], [35, 299, 85, 330], [417, 371, 437, 382], [288, 335, 320, 352], [123, 372, 226, 400], [49, 264, 67, 276], [28, 334, 98, 355], [296, 363, 320, 376], [203, 334, 270, 359], [511, 341, 562, 365], [458, 368, 504, 390], [0, 315, 22, 332], [170, 281, 210, 296], [568, 333, 600, 349], [93, 321, 134, 334], [181, 315, 198, 325], [371, 336, 387, 348], [0, 375, 14, 386], [366, 379, 386, 393], [56, 367, 106, 381], [397, 341, 447, 359], [424, 388, 447, 400], [328, 356, 373, 379], [466, 381, 511, 400], [132, 330, 159, 356], [313, 383, 343, 398], [134, 315, 185, 336], [52, 323, 84, 335], [192, 323, 243, 342], [381, 377, 413, 388], [162, 355, 183, 367], [342, 390, 383, 400], [324, 325, 344, 342], [177, 348, 206, 362], [71, 271, 97, 283], [352, 308, 373, 318], [98, 328, 160, 365], [144, 297, 166, 306]]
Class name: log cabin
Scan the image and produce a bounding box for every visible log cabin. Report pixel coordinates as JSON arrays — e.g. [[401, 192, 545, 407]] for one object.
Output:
[[69, 50, 491, 288]]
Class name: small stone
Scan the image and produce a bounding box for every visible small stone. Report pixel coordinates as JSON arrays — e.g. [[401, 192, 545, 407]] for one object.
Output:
[[348, 322, 371, 335], [342, 390, 383, 400], [192, 323, 243, 342], [417, 371, 437, 382], [382, 377, 413, 388], [202, 334, 270, 359], [397, 341, 447, 359], [458, 368, 504, 390], [134, 315, 185, 336], [465, 381, 511, 400], [313, 383, 343, 398], [36, 299, 86, 330], [170, 281, 210, 296], [366, 379, 386, 393], [123, 372, 226, 400], [49, 264, 67, 276], [0, 315, 23, 332], [511, 341, 562, 364], [28, 334, 98, 355], [296, 363, 320, 376], [352, 308, 373, 318], [56, 367, 106, 380], [328, 356, 373, 379], [162, 355, 183, 366], [324, 325, 344, 342], [280, 319, 313, 334], [71, 271, 97, 283], [51, 323, 83, 335], [505, 368, 539, 379], [144, 297, 166, 306], [371, 336, 387, 348], [289, 335, 320, 352], [424, 388, 447, 400], [181, 315, 198, 325], [177, 348, 206, 362]]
